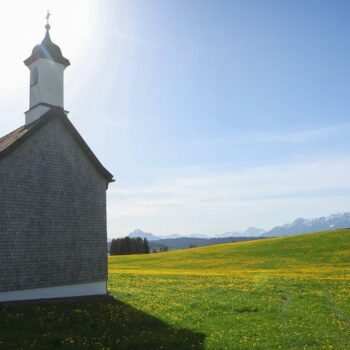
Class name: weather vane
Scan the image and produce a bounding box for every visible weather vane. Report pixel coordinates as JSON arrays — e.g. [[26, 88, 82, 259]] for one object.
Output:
[[45, 10, 51, 30]]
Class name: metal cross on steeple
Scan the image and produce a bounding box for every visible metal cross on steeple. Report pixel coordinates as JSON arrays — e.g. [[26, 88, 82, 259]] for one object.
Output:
[[45, 10, 51, 30]]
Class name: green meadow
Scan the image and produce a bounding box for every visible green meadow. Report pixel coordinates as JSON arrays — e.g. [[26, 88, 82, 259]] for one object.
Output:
[[1, 230, 349, 349]]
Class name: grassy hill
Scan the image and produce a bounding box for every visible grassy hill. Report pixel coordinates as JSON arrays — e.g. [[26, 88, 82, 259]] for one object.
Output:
[[109, 230, 350, 349], [148, 236, 264, 252], [110, 229, 350, 278], [1, 230, 349, 349]]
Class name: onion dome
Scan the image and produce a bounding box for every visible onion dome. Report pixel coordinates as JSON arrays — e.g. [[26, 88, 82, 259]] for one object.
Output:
[[24, 25, 70, 67]]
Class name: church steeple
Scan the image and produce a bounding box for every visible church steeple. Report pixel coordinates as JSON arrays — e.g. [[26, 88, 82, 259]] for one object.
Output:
[[24, 12, 70, 125]]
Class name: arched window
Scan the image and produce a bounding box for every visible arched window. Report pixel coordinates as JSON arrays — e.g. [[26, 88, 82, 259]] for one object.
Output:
[[30, 67, 38, 87]]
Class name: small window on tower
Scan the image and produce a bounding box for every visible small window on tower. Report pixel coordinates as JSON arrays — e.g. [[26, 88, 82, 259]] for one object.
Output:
[[30, 67, 38, 87]]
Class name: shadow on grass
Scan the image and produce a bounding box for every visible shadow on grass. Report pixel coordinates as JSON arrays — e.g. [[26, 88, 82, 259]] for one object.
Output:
[[0, 296, 205, 350]]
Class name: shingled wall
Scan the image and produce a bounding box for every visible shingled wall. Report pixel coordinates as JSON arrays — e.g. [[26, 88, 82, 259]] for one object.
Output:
[[0, 117, 108, 292]]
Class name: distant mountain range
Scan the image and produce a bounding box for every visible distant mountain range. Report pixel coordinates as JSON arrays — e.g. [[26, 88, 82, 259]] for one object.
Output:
[[128, 229, 159, 240], [262, 213, 350, 237], [216, 227, 266, 238], [126, 213, 350, 241], [128, 229, 217, 240], [128, 227, 266, 240]]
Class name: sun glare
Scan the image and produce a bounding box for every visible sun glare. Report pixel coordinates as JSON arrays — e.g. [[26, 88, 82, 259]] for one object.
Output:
[[0, 0, 99, 93]]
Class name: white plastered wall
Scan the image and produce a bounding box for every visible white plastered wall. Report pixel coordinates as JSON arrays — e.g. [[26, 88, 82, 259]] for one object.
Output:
[[29, 58, 65, 108], [0, 281, 107, 302], [25, 105, 51, 124]]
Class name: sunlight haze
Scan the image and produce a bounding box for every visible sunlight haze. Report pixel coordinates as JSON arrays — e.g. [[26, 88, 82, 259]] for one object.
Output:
[[1, 0, 349, 237]]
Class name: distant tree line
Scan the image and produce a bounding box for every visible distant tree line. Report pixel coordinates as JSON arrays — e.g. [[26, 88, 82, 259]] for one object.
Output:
[[110, 237, 150, 255], [148, 237, 264, 251], [151, 244, 169, 253]]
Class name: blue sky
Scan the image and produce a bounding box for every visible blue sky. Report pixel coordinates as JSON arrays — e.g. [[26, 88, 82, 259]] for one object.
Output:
[[1, 1, 350, 237]]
